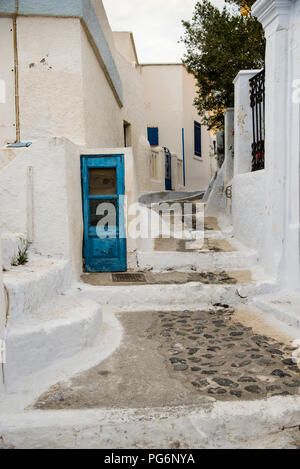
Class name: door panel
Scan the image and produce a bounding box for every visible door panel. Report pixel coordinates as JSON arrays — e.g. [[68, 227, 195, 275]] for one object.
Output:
[[89, 167, 117, 195], [81, 155, 127, 272]]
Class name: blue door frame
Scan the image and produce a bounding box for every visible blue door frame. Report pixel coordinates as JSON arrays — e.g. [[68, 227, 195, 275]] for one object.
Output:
[[81, 154, 127, 272]]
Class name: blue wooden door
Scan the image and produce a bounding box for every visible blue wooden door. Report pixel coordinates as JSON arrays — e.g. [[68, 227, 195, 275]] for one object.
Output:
[[81, 155, 127, 272], [164, 148, 172, 191]]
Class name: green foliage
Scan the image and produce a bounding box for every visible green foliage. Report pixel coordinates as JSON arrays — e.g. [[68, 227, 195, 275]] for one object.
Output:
[[12, 241, 29, 267], [181, 0, 265, 130]]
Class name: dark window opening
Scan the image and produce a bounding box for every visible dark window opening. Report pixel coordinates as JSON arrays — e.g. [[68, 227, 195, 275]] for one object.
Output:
[[194, 121, 202, 157], [147, 127, 159, 146], [123, 121, 132, 147]]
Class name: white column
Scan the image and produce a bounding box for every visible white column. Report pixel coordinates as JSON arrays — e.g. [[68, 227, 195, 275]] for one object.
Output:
[[252, 0, 292, 283], [224, 108, 234, 183], [284, 0, 300, 288], [233, 70, 261, 176]]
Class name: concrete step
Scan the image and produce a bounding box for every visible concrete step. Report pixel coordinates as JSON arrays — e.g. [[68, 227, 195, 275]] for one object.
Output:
[[80, 279, 276, 312], [3, 255, 73, 325], [252, 291, 300, 330], [138, 190, 204, 205], [136, 250, 258, 272], [1, 396, 300, 448], [4, 293, 102, 386]]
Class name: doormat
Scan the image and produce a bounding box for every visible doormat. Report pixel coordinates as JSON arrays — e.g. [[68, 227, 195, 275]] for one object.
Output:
[[112, 273, 146, 283]]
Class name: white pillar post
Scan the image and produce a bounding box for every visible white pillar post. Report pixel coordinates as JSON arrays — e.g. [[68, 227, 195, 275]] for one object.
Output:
[[233, 70, 261, 176], [252, 0, 292, 283], [224, 108, 234, 183]]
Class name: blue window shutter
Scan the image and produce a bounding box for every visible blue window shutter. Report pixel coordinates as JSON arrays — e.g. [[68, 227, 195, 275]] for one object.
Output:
[[147, 127, 159, 146], [194, 121, 202, 157]]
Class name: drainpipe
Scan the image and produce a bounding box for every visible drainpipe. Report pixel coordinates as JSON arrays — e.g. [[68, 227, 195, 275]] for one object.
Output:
[[8, 3, 31, 149], [182, 128, 186, 187], [13, 0, 20, 143]]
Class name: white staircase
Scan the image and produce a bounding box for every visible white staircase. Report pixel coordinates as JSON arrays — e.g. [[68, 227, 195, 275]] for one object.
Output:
[[2, 253, 103, 387], [136, 249, 258, 272]]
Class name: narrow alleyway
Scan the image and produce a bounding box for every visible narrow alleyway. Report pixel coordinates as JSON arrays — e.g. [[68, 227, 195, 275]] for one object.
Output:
[[1, 198, 299, 448], [27, 199, 300, 448]]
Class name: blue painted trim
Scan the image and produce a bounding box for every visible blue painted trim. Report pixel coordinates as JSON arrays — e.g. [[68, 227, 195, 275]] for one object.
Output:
[[182, 128, 186, 187], [7, 141, 32, 147], [0, 0, 123, 106], [18, 0, 83, 16], [88, 195, 118, 200], [0, 0, 15, 14]]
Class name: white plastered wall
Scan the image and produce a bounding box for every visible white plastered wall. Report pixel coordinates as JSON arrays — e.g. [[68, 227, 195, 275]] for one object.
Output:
[[80, 25, 123, 148], [17, 16, 86, 145], [206, 109, 234, 218], [231, 70, 266, 264], [80, 25, 152, 194], [112, 32, 138, 66], [0, 138, 83, 278], [0, 236, 4, 332], [0, 237, 4, 394], [182, 67, 216, 191], [115, 54, 152, 193], [141, 64, 183, 159]]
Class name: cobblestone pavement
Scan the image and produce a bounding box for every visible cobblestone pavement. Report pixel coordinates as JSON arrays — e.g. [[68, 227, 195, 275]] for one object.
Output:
[[34, 306, 300, 410], [157, 305, 300, 400]]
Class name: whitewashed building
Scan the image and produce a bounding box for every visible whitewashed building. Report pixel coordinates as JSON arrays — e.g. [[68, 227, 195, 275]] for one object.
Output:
[[141, 63, 216, 192], [0, 0, 214, 280]]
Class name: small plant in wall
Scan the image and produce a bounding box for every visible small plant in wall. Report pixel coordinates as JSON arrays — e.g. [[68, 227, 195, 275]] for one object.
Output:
[[12, 240, 29, 267]]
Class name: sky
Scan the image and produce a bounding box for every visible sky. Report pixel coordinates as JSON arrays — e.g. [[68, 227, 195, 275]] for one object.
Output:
[[102, 0, 225, 63]]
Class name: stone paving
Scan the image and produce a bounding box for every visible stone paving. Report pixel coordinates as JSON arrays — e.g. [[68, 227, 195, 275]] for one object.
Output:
[[34, 305, 300, 410], [158, 305, 300, 400]]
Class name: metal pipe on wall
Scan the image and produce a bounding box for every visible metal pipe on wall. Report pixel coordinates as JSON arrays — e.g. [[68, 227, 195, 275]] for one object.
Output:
[[27, 166, 34, 243], [13, 0, 20, 143]]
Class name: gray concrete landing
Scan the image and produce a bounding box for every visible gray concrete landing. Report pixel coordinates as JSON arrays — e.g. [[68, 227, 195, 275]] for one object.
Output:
[[81, 270, 253, 286]]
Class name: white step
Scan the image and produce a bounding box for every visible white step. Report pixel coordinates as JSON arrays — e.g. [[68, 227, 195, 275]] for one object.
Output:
[[1, 396, 300, 449], [80, 280, 276, 312], [136, 250, 258, 272], [253, 291, 300, 330], [3, 255, 73, 325], [4, 294, 102, 386]]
